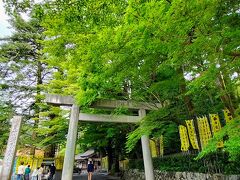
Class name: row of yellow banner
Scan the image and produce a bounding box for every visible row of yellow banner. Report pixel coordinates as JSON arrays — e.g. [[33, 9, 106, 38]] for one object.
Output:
[[179, 109, 232, 151], [16, 156, 64, 171]]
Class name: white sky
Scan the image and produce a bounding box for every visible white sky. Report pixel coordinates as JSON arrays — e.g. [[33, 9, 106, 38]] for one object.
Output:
[[0, 0, 44, 38], [0, 0, 12, 38]]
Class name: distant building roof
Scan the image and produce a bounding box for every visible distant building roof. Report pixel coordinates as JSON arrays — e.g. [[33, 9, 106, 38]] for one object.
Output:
[[75, 149, 95, 160]]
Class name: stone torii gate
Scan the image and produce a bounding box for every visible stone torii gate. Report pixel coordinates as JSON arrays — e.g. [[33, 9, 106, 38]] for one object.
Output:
[[1, 94, 161, 180], [45, 94, 161, 180]]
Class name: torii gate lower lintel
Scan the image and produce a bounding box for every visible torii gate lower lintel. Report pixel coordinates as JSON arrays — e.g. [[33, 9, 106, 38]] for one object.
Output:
[[45, 94, 157, 180]]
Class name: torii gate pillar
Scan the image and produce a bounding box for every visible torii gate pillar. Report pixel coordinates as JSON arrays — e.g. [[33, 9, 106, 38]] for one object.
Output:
[[139, 109, 155, 180], [45, 95, 79, 180], [61, 104, 79, 180]]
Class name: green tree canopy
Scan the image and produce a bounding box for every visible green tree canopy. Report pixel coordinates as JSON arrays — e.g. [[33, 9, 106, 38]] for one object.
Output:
[[40, 0, 239, 155]]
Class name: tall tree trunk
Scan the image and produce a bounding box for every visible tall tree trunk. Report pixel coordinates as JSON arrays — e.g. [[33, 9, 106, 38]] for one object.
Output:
[[44, 144, 56, 158], [178, 67, 195, 117], [217, 71, 235, 115], [113, 140, 121, 173], [114, 148, 120, 173], [106, 140, 113, 172], [30, 61, 43, 155]]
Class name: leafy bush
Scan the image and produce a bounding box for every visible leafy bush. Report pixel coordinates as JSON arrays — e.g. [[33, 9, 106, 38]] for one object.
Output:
[[197, 117, 240, 161], [128, 153, 240, 174]]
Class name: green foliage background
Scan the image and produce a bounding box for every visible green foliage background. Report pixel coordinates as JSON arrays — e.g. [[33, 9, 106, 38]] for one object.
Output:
[[0, 0, 239, 170]]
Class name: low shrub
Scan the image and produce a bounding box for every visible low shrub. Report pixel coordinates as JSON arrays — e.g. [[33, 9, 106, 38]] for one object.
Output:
[[128, 152, 240, 174]]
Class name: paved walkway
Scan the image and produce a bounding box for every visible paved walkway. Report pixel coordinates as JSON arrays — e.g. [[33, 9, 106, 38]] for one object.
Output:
[[55, 172, 121, 180], [72, 172, 120, 180]]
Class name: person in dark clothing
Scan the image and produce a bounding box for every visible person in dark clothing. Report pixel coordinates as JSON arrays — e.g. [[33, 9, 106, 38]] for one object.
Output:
[[48, 163, 56, 180], [87, 161, 94, 180]]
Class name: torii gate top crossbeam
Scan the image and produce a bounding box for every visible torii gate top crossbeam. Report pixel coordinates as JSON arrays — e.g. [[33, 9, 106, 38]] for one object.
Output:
[[45, 94, 75, 106], [79, 113, 140, 123], [45, 94, 161, 110]]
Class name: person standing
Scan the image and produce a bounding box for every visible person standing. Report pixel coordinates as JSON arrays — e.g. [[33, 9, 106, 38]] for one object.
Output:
[[87, 161, 94, 180], [78, 162, 82, 174], [17, 162, 25, 180], [24, 165, 31, 180], [48, 163, 56, 180], [38, 164, 44, 180], [31, 167, 39, 180]]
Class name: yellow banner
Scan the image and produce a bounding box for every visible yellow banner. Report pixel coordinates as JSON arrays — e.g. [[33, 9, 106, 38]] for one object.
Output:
[[160, 135, 164, 156], [150, 139, 157, 157], [185, 119, 199, 150], [209, 114, 221, 133], [101, 156, 109, 170], [209, 114, 224, 148], [197, 116, 212, 149], [55, 156, 64, 170], [179, 125, 190, 151], [119, 159, 129, 170], [223, 109, 233, 124]]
